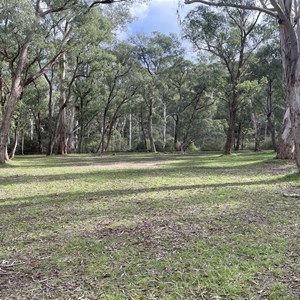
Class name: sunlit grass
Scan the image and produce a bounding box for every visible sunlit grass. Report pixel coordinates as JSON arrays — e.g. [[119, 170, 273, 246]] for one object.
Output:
[[0, 151, 299, 299]]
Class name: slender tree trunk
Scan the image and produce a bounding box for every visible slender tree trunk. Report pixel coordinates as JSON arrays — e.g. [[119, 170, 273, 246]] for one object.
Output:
[[78, 130, 84, 153], [148, 101, 156, 153], [78, 112, 85, 153], [105, 123, 115, 152], [44, 67, 55, 155], [129, 111, 132, 150], [9, 128, 19, 159], [58, 53, 68, 155], [235, 121, 242, 151], [266, 78, 277, 151], [163, 102, 167, 149], [67, 104, 76, 153], [140, 107, 147, 149], [99, 126, 106, 154], [267, 113, 277, 152], [224, 93, 237, 155], [21, 132, 24, 155], [249, 100, 261, 152], [34, 112, 43, 154], [251, 114, 261, 152], [173, 115, 181, 151]]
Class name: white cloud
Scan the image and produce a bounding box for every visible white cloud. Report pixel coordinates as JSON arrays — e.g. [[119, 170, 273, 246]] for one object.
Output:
[[130, 3, 150, 21]]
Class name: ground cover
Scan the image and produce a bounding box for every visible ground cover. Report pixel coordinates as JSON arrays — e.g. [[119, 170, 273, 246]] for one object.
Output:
[[0, 151, 299, 299]]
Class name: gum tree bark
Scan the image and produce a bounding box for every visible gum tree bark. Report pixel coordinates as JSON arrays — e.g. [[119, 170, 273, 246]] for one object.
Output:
[[277, 107, 295, 159], [0, 38, 29, 163]]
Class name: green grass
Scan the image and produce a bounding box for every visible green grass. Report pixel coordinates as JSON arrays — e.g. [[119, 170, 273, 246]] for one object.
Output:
[[0, 151, 299, 299]]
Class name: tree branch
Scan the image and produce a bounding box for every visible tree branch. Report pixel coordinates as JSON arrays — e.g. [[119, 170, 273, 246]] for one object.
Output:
[[184, 0, 278, 18], [89, 0, 127, 8]]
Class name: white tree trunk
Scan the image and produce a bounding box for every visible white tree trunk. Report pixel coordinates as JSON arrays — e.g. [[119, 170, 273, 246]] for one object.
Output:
[[129, 111, 132, 150], [277, 107, 295, 159]]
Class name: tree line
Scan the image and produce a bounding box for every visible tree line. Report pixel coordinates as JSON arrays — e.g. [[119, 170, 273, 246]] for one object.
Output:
[[0, 1, 294, 168]]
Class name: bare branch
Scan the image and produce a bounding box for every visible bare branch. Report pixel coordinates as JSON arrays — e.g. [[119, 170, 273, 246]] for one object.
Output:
[[89, 0, 127, 8], [40, 0, 77, 17], [184, 0, 278, 18]]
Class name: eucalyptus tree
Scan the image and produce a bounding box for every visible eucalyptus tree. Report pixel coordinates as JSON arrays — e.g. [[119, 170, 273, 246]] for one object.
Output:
[[183, 4, 267, 154], [53, 8, 112, 155], [164, 58, 214, 150], [95, 42, 139, 153], [183, 0, 300, 172], [0, 0, 126, 163], [24, 78, 48, 154], [133, 32, 185, 152], [249, 43, 285, 153], [0, 0, 80, 163]]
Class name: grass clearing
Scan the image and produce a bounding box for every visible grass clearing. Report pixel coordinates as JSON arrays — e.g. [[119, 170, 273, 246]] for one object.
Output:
[[0, 151, 299, 299]]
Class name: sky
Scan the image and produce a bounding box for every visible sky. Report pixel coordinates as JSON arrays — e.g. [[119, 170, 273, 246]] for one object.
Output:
[[120, 0, 198, 58]]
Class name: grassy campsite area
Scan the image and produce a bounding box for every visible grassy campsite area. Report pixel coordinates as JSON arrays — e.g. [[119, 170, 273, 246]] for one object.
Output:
[[0, 152, 299, 299]]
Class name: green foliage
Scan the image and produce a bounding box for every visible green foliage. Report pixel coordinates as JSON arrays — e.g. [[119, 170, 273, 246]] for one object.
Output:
[[164, 139, 175, 152], [261, 137, 276, 150], [198, 119, 227, 151], [154, 140, 164, 152], [185, 141, 199, 152], [135, 140, 147, 152]]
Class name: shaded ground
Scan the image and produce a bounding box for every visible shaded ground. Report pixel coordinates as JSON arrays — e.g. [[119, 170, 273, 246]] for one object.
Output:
[[0, 151, 299, 299]]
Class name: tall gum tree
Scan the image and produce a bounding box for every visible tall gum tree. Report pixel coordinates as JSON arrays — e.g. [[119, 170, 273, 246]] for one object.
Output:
[[183, 0, 300, 171], [183, 4, 266, 154], [0, 0, 122, 163], [133, 32, 184, 153]]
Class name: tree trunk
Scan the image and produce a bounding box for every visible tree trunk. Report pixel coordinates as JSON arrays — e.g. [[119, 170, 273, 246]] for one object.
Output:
[[277, 108, 295, 159], [235, 121, 242, 151], [173, 116, 181, 151], [34, 112, 43, 154], [67, 104, 76, 153], [9, 128, 19, 159], [163, 102, 167, 149], [249, 101, 261, 152], [0, 38, 29, 163], [266, 78, 277, 152], [277, 22, 298, 163], [21, 132, 24, 155], [224, 95, 237, 155], [0, 83, 23, 163], [290, 95, 300, 167], [148, 101, 156, 152], [44, 67, 55, 155], [58, 53, 68, 155], [267, 113, 277, 152], [129, 111, 132, 150]]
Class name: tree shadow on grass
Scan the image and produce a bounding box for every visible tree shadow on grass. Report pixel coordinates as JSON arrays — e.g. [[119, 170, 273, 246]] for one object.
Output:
[[0, 159, 296, 187], [1, 151, 279, 169], [0, 176, 284, 212]]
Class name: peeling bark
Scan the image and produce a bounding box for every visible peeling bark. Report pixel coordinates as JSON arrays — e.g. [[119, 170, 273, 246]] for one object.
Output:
[[277, 107, 295, 159]]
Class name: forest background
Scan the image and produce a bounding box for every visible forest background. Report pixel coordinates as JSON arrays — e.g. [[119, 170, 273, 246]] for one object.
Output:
[[0, 0, 290, 162]]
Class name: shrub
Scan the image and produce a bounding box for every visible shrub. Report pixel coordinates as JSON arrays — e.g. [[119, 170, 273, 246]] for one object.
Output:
[[135, 141, 147, 152], [186, 141, 199, 152], [261, 137, 276, 150], [201, 136, 225, 151], [154, 140, 164, 152], [164, 139, 175, 152]]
